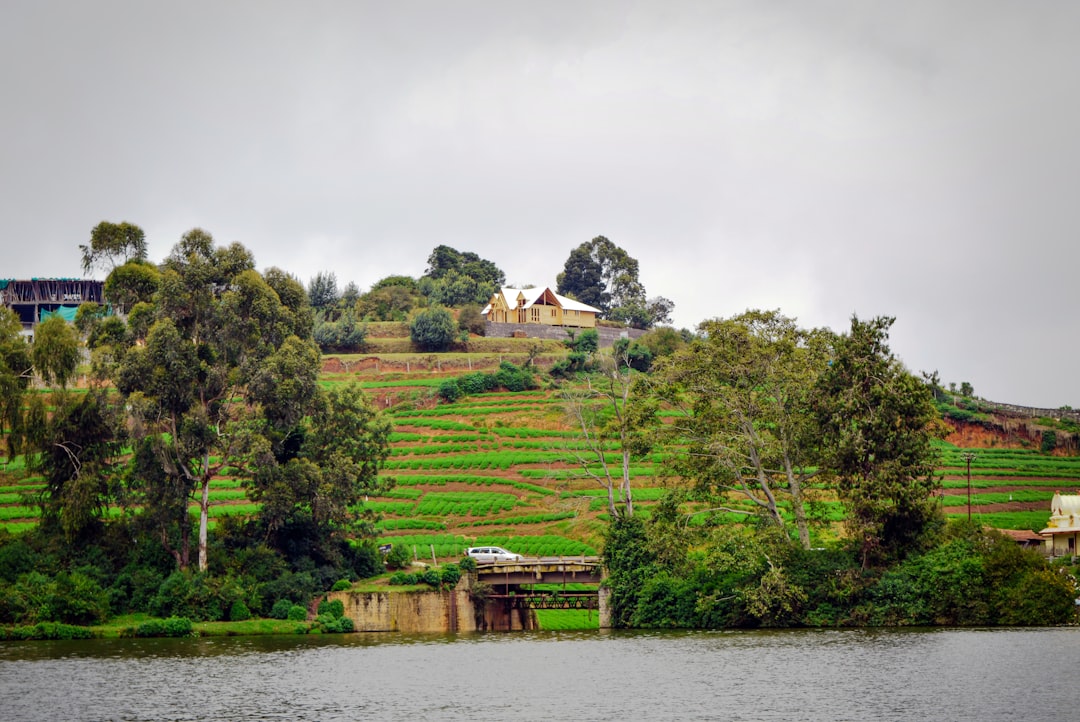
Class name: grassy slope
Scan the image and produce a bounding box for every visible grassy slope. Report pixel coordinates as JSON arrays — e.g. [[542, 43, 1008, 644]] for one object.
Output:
[[4, 347, 1078, 631]]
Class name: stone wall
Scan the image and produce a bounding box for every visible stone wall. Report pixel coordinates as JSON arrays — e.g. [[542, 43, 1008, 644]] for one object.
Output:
[[330, 586, 477, 633], [485, 322, 645, 348]]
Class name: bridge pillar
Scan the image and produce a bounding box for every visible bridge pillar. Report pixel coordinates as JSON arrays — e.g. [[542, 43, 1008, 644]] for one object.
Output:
[[598, 581, 612, 628]]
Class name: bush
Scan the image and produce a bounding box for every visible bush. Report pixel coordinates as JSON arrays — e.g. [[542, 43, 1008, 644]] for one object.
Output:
[[317, 598, 345, 619], [331, 579, 352, 592], [0, 622, 95, 641], [270, 599, 294, 620], [1042, 430, 1058, 453], [312, 613, 354, 634], [457, 304, 486, 336], [422, 569, 441, 587], [389, 572, 418, 585], [410, 306, 457, 351], [287, 604, 308, 621], [493, 361, 536, 392], [130, 616, 193, 638], [613, 338, 653, 372], [458, 556, 477, 572], [385, 544, 412, 570], [438, 379, 463, 403], [439, 564, 461, 589], [229, 600, 252, 621]]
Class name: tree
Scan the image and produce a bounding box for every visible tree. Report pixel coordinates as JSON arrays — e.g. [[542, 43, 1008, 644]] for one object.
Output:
[[0, 308, 32, 461], [410, 306, 457, 351], [307, 271, 340, 310], [80, 221, 148, 275], [421, 245, 505, 305], [813, 315, 942, 567], [356, 284, 420, 321], [657, 310, 832, 549], [249, 384, 392, 559], [103, 260, 161, 314], [37, 390, 123, 541], [556, 236, 672, 328], [31, 315, 80, 389], [562, 350, 656, 519], [959, 381, 974, 398], [556, 244, 608, 311], [106, 229, 323, 572]]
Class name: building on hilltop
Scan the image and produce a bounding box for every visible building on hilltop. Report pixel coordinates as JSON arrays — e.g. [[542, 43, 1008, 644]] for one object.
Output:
[[482, 287, 601, 329], [0, 279, 104, 337], [1039, 491, 1080, 557]]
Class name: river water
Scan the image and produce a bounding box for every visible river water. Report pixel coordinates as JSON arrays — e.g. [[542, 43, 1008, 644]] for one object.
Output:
[[1, 627, 1076, 721]]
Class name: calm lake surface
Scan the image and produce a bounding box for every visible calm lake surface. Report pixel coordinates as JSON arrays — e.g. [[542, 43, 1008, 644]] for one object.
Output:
[[1, 627, 1076, 721]]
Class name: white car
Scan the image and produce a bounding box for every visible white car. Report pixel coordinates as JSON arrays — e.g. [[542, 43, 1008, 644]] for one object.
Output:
[[466, 546, 522, 563]]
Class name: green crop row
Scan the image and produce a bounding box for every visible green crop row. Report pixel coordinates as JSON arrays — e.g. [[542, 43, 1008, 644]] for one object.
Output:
[[375, 519, 447, 532], [415, 492, 520, 516], [519, 467, 657, 480], [362, 501, 417, 514], [389, 433, 495, 444], [388, 442, 500, 456], [391, 404, 553, 418], [390, 474, 557, 496], [0, 506, 37, 520], [460, 511, 577, 527], [390, 419, 478, 431], [383, 451, 582, 471], [490, 427, 579, 439], [945, 509, 1050, 532], [376, 533, 596, 558], [939, 490, 1052, 507]]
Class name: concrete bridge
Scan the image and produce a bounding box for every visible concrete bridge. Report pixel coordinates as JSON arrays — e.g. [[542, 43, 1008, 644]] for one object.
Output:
[[475, 557, 609, 629], [328, 557, 610, 633]]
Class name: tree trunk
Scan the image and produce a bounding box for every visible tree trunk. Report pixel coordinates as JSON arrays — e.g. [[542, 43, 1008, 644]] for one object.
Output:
[[198, 476, 210, 573], [787, 472, 811, 550]]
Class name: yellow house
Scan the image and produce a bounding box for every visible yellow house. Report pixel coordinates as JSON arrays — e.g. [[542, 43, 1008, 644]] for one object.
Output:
[[482, 287, 601, 329], [1039, 492, 1080, 557]]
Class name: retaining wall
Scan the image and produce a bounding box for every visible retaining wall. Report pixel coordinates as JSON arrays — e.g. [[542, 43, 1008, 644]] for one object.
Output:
[[485, 322, 644, 348]]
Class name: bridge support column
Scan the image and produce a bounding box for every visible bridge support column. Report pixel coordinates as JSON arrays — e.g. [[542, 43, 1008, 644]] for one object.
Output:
[[598, 577, 612, 628]]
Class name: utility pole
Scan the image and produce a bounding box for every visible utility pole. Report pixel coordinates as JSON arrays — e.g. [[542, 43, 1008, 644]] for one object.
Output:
[[961, 451, 978, 521]]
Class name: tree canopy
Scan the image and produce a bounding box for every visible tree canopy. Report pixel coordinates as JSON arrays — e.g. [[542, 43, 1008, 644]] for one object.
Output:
[[80, 221, 148, 275], [420, 245, 505, 306], [556, 236, 673, 329]]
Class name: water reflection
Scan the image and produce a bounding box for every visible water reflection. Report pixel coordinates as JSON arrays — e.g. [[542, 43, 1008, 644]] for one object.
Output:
[[1, 628, 1078, 721]]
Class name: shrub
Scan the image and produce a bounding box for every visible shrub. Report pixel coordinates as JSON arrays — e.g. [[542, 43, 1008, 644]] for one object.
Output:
[[0, 622, 95, 641], [331, 579, 352, 592], [438, 379, 463, 403], [317, 598, 345, 619], [270, 599, 294, 620], [385, 544, 412, 570], [131, 616, 193, 638], [312, 613, 354, 634], [287, 604, 308, 621], [613, 338, 653, 372], [422, 569, 441, 587], [1042, 430, 1058, 453], [457, 304, 486, 336], [44, 571, 109, 626], [458, 556, 477, 572], [493, 361, 537, 392], [440, 564, 461, 589], [410, 306, 457, 351], [229, 600, 252, 621]]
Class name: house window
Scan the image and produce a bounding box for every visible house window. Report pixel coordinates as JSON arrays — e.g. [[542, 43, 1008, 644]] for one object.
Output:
[[531, 308, 540, 322]]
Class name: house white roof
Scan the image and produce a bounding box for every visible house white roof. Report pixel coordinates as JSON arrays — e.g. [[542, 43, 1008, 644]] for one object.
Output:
[[1040, 492, 1080, 534], [482, 287, 601, 315]]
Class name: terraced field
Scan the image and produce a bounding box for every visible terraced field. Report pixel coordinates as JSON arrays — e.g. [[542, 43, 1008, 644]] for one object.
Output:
[[2, 367, 1076, 556], [936, 443, 1080, 531]]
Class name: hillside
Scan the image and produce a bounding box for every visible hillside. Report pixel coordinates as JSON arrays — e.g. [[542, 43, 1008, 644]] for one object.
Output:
[[2, 348, 1079, 550]]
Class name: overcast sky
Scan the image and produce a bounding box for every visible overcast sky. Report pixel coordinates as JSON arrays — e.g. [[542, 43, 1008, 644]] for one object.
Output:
[[3, 1, 1078, 407]]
